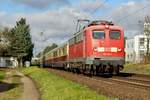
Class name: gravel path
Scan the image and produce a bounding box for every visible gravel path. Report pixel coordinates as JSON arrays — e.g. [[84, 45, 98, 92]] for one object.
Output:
[[0, 69, 40, 100], [16, 71, 40, 100], [48, 68, 150, 100]]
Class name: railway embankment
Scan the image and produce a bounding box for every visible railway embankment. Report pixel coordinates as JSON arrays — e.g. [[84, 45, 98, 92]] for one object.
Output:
[[123, 63, 150, 75], [46, 68, 150, 100]]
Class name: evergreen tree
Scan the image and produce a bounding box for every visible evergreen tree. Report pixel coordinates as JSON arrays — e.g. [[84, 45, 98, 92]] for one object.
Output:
[[10, 18, 34, 66]]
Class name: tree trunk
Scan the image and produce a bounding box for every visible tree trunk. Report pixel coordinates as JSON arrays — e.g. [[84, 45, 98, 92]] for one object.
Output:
[[146, 37, 149, 55], [18, 57, 23, 67]]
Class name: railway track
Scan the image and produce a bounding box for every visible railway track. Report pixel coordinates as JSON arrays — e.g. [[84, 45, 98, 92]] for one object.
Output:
[[109, 77, 150, 89], [47, 68, 150, 99], [89, 75, 150, 91], [108, 73, 150, 89], [82, 72, 150, 90], [48, 68, 150, 90]]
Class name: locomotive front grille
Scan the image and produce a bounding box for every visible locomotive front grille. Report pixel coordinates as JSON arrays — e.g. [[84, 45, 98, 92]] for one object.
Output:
[[93, 57, 125, 66]]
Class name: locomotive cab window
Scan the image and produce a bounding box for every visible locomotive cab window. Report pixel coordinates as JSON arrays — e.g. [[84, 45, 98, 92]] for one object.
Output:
[[110, 31, 121, 39], [93, 31, 105, 39]]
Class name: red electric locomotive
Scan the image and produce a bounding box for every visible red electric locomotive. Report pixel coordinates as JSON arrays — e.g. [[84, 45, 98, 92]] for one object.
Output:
[[44, 20, 125, 74]]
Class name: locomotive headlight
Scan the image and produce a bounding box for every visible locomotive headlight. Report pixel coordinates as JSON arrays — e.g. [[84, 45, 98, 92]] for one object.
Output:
[[117, 48, 122, 52], [111, 47, 122, 52], [94, 47, 97, 51], [111, 47, 117, 52], [105, 25, 109, 29], [94, 47, 105, 52]]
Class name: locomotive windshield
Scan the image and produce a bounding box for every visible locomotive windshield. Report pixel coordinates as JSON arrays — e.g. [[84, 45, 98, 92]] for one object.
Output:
[[110, 31, 121, 39], [93, 31, 105, 39]]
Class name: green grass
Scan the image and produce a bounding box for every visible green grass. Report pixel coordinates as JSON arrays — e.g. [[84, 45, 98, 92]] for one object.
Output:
[[0, 71, 5, 81], [0, 71, 22, 100], [123, 63, 150, 75], [21, 67, 108, 100]]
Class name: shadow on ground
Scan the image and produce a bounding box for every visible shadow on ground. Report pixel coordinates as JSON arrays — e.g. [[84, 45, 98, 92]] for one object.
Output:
[[12, 75, 22, 78], [96, 72, 134, 78], [0, 82, 18, 93], [117, 72, 134, 77]]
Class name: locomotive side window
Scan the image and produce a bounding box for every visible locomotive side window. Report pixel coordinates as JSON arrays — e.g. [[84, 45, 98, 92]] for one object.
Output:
[[110, 31, 121, 39], [69, 37, 75, 45], [93, 31, 105, 39], [75, 33, 83, 43]]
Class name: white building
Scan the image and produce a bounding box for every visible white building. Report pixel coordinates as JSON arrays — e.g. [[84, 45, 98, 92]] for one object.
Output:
[[125, 34, 150, 63], [0, 57, 18, 68]]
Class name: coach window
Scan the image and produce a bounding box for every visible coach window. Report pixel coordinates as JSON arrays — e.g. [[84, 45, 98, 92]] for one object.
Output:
[[53, 51, 56, 57], [69, 37, 75, 45], [93, 31, 105, 39], [110, 31, 121, 39]]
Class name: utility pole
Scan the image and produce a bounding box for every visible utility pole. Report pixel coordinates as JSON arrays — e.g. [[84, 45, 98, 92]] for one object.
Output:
[[39, 31, 44, 68], [144, 16, 150, 62]]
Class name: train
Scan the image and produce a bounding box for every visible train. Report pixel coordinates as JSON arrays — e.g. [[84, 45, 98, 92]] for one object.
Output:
[[40, 20, 125, 75]]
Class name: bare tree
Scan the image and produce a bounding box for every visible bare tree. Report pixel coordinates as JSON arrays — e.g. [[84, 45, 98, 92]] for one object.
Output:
[[144, 16, 150, 63], [0, 28, 11, 56]]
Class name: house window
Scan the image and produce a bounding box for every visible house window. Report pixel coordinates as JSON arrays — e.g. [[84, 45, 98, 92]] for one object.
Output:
[[139, 50, 145, 58], [139, 38, 145, 49], [127, 54, 130, 59], [131, 43, 134, 48], [139, 38, 145, 45]]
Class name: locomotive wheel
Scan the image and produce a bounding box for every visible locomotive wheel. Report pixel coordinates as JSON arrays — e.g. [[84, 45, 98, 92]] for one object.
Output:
[[109, 66, 114, 74], [102, 66, 105, 73], [114, 67, 119, 75], [90, 65, 96, 76], [105, 65, 110, 73], [89, 65, 93, 76], [82, 64, 86, 75], [96, 65, 99, 75], [76, 68, 81, 74]]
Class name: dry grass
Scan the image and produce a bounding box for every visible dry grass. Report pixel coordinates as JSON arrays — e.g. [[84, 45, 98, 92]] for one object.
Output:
[[123, 63, 150, 75]]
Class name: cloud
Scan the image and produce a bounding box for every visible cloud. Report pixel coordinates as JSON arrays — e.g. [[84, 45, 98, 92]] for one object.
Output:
[[0, 6, 90, 55], [12, 0, 70, 9], [100, 0, 150, 37], [78, 0, 108, 13]]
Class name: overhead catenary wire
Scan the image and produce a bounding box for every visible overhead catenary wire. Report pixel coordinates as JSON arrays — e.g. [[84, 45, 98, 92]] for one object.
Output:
[[116, 3, 150, 24], [78, 0, 109, 21], [75, 0, 109, 32], [91, 0, 109, 14]]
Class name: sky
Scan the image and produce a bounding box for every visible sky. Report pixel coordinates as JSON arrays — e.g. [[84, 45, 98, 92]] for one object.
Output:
[[0, 0, 149, 55]]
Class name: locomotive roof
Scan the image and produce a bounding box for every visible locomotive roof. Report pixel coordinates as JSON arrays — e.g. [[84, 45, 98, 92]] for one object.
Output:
[[87, 20, 114, 26], [69, 20, 122, 37]]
